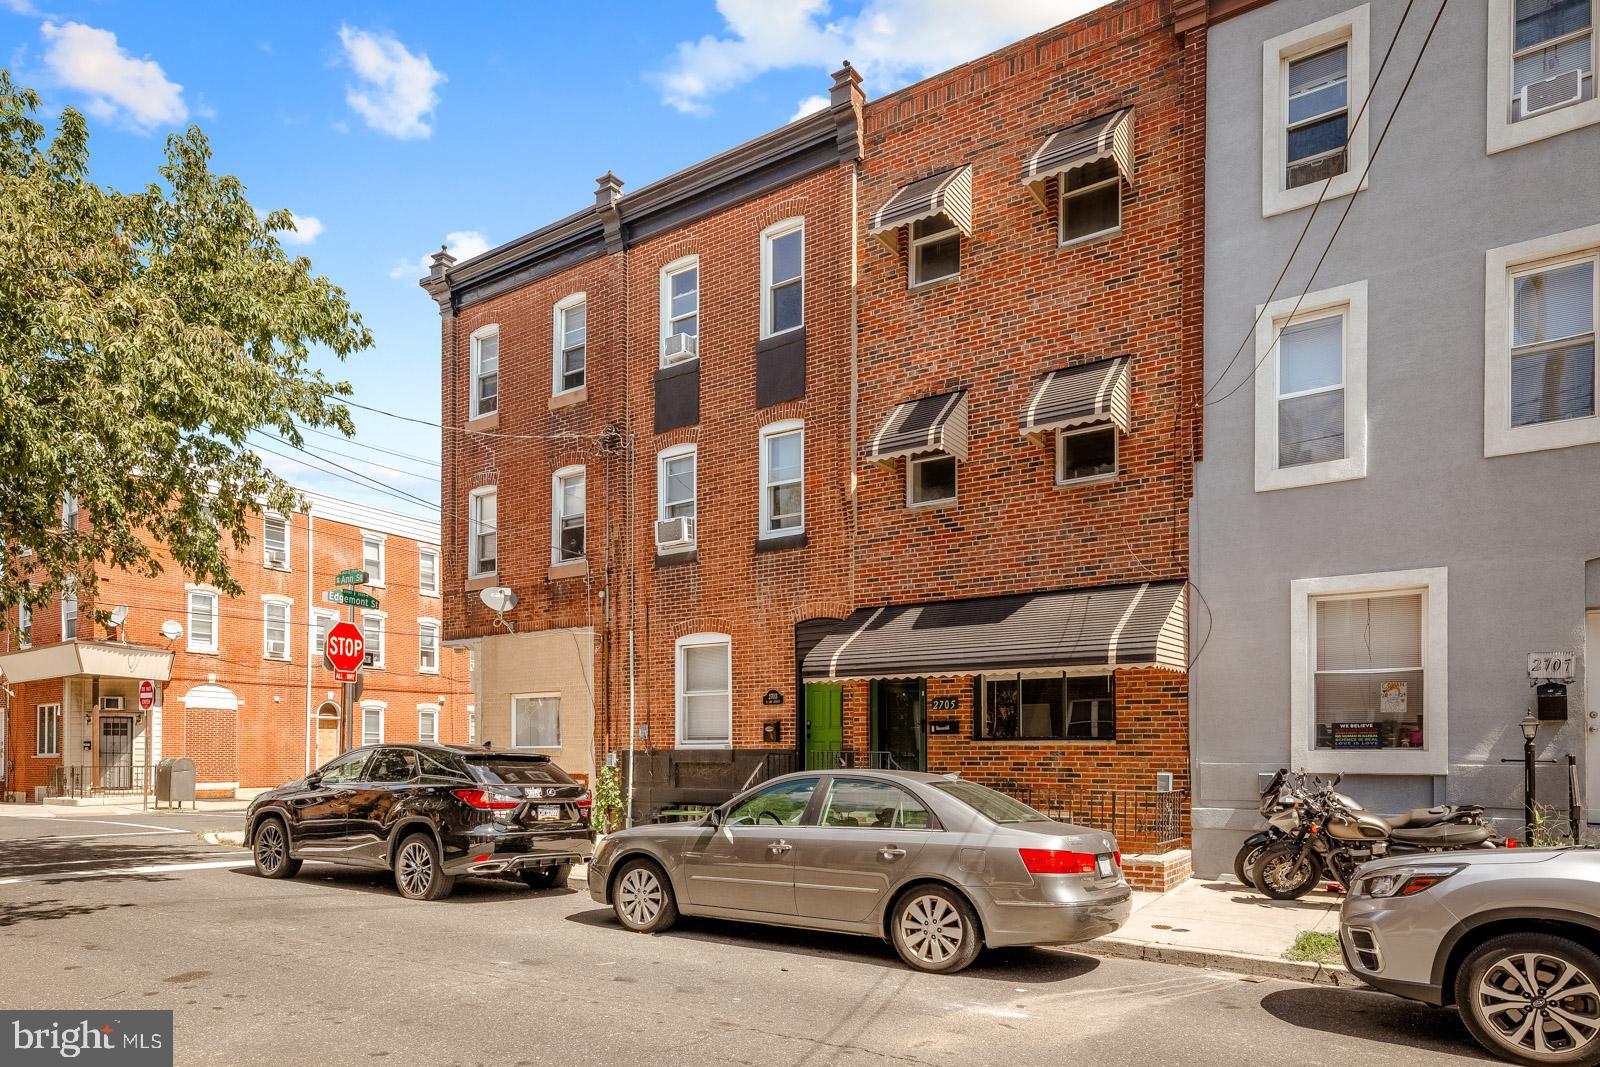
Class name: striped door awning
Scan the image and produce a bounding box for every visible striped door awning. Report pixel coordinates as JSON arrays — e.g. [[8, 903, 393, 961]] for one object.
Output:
[[800, 580, 1187, 682], [865, 390, 969, 462], [1021, 107, 1135, 207], [868, 165, 974, 251], [1020, 356, 1132, 436]]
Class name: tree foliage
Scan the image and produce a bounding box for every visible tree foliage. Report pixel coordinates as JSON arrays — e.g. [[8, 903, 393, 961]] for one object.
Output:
[[0, 70, 371, 624]]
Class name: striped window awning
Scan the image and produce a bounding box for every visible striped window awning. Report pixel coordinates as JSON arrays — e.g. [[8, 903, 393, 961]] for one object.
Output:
[[1020, 356, 1132, 436], [801, 580, 1187, 682], [868, 165, 974, 251], [865, 390, 969, 463], [1021, 107, 1135, 208]]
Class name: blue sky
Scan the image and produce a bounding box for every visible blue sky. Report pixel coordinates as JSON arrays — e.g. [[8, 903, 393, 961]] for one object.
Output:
[[2, 0, 1100, 520]]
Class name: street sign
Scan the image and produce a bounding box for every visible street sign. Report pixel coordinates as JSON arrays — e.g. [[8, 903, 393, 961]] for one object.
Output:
[[322, 588, 379, 610], [138, 680, 155, 712], [1528, 651, 1576, 682], [334, 569, 369, 586], [325, 621, 365, 683]]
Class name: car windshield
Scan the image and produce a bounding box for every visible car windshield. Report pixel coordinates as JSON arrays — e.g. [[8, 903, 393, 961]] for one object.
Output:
[[464, 756, 576, 786], [931, 780, 1051, 824]]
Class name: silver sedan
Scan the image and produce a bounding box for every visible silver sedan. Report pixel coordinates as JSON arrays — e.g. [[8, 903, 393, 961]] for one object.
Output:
[[587, 769, 1131, 973]]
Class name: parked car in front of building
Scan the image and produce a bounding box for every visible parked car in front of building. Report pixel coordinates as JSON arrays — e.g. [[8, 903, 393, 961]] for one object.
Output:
[[246, 743, 593, 900], [588, 770, 1130, 974], [1340, 846, 1600, 1066]]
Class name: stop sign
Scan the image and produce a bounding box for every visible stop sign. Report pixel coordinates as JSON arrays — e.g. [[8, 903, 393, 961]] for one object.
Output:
[[325, 621, 365, 681]]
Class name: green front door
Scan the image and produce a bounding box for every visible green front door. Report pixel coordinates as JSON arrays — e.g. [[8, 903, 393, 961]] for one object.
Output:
[[871, 680, 926, 771], [804, 683, 843, 770]]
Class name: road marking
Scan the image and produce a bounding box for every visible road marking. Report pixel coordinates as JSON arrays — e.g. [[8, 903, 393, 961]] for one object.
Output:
[[16, 827, 191, 842], [0, 858, 250, 886]]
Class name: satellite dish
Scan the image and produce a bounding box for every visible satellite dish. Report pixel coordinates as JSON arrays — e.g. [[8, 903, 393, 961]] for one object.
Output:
[[160, 620, 184, 641], [109, 605, 129, 626], [479, 587, 517, 613]]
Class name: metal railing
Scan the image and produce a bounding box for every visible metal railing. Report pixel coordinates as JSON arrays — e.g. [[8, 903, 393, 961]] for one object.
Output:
[[47, 764, 149, 799], [981, 779, 1189, 852]]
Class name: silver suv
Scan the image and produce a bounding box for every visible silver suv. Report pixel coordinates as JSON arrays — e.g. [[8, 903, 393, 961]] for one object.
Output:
[[1340, 846, 1599, 1065]]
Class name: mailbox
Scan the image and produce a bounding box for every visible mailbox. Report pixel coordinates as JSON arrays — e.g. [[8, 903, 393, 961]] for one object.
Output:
[[155, 756, 196, 807], [762, 721, 783, 744], [1536, 681, 1569, 722]]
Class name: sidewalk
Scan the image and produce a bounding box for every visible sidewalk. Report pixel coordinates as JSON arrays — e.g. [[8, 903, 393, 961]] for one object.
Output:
[[1081, 876, 1356, 986], [0, 798, 252, 818]]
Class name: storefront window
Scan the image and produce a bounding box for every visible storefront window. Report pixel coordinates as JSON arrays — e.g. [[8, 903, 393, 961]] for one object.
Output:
[[978, 674, 1115, 741]]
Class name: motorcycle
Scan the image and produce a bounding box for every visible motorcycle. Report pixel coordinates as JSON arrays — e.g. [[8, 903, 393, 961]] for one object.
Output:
[[1249, 777, 1497, 899]]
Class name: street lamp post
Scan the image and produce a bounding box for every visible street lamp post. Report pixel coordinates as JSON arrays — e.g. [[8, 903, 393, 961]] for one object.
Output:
[[1519, 713, 1539, 846]]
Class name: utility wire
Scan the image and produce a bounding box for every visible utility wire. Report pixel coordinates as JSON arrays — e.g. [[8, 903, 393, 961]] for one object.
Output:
[[1206, 0, 1449, 409], [251, 436, 441, 512], [295, 421, 441, 468], [271, 434, 441, 484]]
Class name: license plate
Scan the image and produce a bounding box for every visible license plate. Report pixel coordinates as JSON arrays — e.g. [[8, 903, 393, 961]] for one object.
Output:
[[1096, 854, 1115, 878], [537, 804, 561, 821]]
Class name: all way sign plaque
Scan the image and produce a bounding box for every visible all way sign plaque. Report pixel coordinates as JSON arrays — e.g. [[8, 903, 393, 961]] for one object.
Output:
[[323, 588, 380, 610]]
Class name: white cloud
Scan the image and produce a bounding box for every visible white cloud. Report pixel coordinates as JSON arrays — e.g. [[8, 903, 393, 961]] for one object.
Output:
[[388, 229, 490, 280], [654, 0, 1104, 116], [280, 212, 324, 246], [3, 0, 43, 16], [337, 25, 444, 139], [790, 94, 829, 122], [40, 21, 187, 130]]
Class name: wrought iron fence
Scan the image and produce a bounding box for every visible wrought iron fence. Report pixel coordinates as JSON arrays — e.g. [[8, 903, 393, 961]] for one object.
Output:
[[47, 764, 149, 798], [980, 779, 1189, 852]]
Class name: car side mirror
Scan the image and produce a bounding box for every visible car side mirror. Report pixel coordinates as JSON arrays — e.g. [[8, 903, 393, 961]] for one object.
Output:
[[703, 806, 722, 827], [306, 772, 322, 789]]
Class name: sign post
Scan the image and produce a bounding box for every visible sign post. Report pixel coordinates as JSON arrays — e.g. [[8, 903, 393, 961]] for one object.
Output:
[[139, 680, 155, 811], [322, 571, 376, 752]]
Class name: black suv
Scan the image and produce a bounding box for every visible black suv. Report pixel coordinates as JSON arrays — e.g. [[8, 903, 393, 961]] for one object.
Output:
[[245, 744, 594, 900]]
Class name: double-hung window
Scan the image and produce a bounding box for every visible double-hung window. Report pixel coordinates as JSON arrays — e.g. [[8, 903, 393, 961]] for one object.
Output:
[[552, 468, 585, 564], [418, 548, 439, 596], [759, 421, 804, 537], [417, 705, 439, 744], [263, 514, 289, 569], [1285, 45, 1350, 190], [361, 702, 384, 746], [312, 609, 336, 658], [676, 633, 731, 747], [1512, 0, 1595, 120], [60, 582, 77, 641], [36, 703, 61, 756], [263, 598, 290, 660], [17, 599, 30, 649], [469, 488, 497, 577], [418, 619, 440, 674], [1276, 314, 1347, 467], [187, 588, 218, 653], [361, 611, 385, 669], [1060, 159, 1122, 245], [554, 294, 586, 394], [512, 694, 560, 748], [62, 492, 78, 531], [662, 258, 699, 364], [1262, 8, 1368, 216], [470, 325, 499, 418], [910, 217, 960, 285], [761, 220, 804, 337], [656, 445, 697, 550], [362, 533, 385, 586]]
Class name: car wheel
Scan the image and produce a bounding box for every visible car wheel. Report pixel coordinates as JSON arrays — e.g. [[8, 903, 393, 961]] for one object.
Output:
[[1454, 932, 1600, 1066], [1250, 842, 1320, 900], [251, 818, 302, 880], [393, 832, 455, 901], [519, 862, 573, 890], [1233, 840, 1266, 889], [612, 858, 677, 933], [890, 885, 982, 974]]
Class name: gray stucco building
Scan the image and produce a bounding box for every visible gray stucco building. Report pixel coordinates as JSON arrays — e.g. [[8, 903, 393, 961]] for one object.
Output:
[[1191, 0, 1600, 874]]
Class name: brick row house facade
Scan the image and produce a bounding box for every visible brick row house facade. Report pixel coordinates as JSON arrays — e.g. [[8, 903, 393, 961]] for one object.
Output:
[[0, 490, 472, 801], [429, 0, 1205, 885]]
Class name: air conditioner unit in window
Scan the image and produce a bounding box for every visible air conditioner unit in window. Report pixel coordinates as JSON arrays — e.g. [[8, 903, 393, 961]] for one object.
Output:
[[1520, 69, 1585, 117], [266, 549, 287, 567], [267, 640, 287, 658], [100, 695, 125, 711], [663, 332, 699, 365], [655, 516, 696, 550]]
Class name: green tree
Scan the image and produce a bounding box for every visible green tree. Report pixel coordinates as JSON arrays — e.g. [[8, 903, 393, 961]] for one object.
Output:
[[0, 71, 370, 624]]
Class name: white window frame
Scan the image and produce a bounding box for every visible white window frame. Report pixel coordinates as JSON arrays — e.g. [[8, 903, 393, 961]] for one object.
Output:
[[17, 599, 30, 649], [1254, 279, 1368, 492], [1488, 0, 1600, 154], [657, 443, 698, 543], [909, 217, 961, 286], [1484, 223, 1600, 456], [758, 419, 805, 538], [61, 491, 78, 531], [660, 256, 700, 363], [1055, 424, 1121, 486], [60, 582, 76, 641], [36, 703, 61, 757], [417, 617, 440, 674], [469, 324, 500, 419], [418, 547, 440, 597], [1261, 5, 1370, 218], [1289, 567, 1448, 775], [551, 465, 586, 565], [361, 701, 385, 746], [417, 703, 439, 744], [760, 218, 805, 339], [1058, 166, 1122, 248], [675, 632, 732, 748], [553, 292, 587, 396], [361, 609, 386, 670], [311, 608, 337, 658], [185, 585, 219, 654], [469, 487, 497, 578], [262, 595, 292, 661], [905, 452, 958, 507], [263, 513, 291, 570], [511, 693, 562, 749], [361, 532, 386, 588]]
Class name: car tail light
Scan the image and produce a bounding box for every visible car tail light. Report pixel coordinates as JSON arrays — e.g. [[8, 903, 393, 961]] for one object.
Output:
[[1018, 848, 1097, 875], [1505, 838, 1519, 848], [575, 792, 593, 817], [452, 788, 520, 811], [1113, 851, 1122, 868]]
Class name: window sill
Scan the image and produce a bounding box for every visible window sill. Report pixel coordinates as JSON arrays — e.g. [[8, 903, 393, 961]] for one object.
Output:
[[263, 656, 290, 663], [548, 559, 589, 580], [419, 590, 441, 599], [1488, 96, 1600, 155], [675, 741, 733, 750], [907, 274, 959, 294], [754, 531, 808, 554], [466, 411, 499, 433], [1262, 172, 1366, 219], [758, 326, 804, 344], [1058, 227, 1121, 251], [907, 497, 957, 511], [263, 563, 291, 572], [418, 667, 440, 676], [1484, 415, 1600, 458], [187, 648, 220, 657], [1056, 472, 1118, 489], [1255, 457, 1365, 493], [549, 387, 586, 412], [464, 574, 499, 592]]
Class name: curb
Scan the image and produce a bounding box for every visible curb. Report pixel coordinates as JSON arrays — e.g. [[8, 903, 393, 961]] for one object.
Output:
[[1078, 936, 1356, 987], [200, 831, 246, 848]]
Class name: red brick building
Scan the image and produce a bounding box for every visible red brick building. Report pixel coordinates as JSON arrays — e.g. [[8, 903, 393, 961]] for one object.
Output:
[[0, 490, 471, 802]]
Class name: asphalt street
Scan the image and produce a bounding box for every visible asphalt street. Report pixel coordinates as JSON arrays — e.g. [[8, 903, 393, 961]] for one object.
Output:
[[0, 812, 1493, 1067]]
